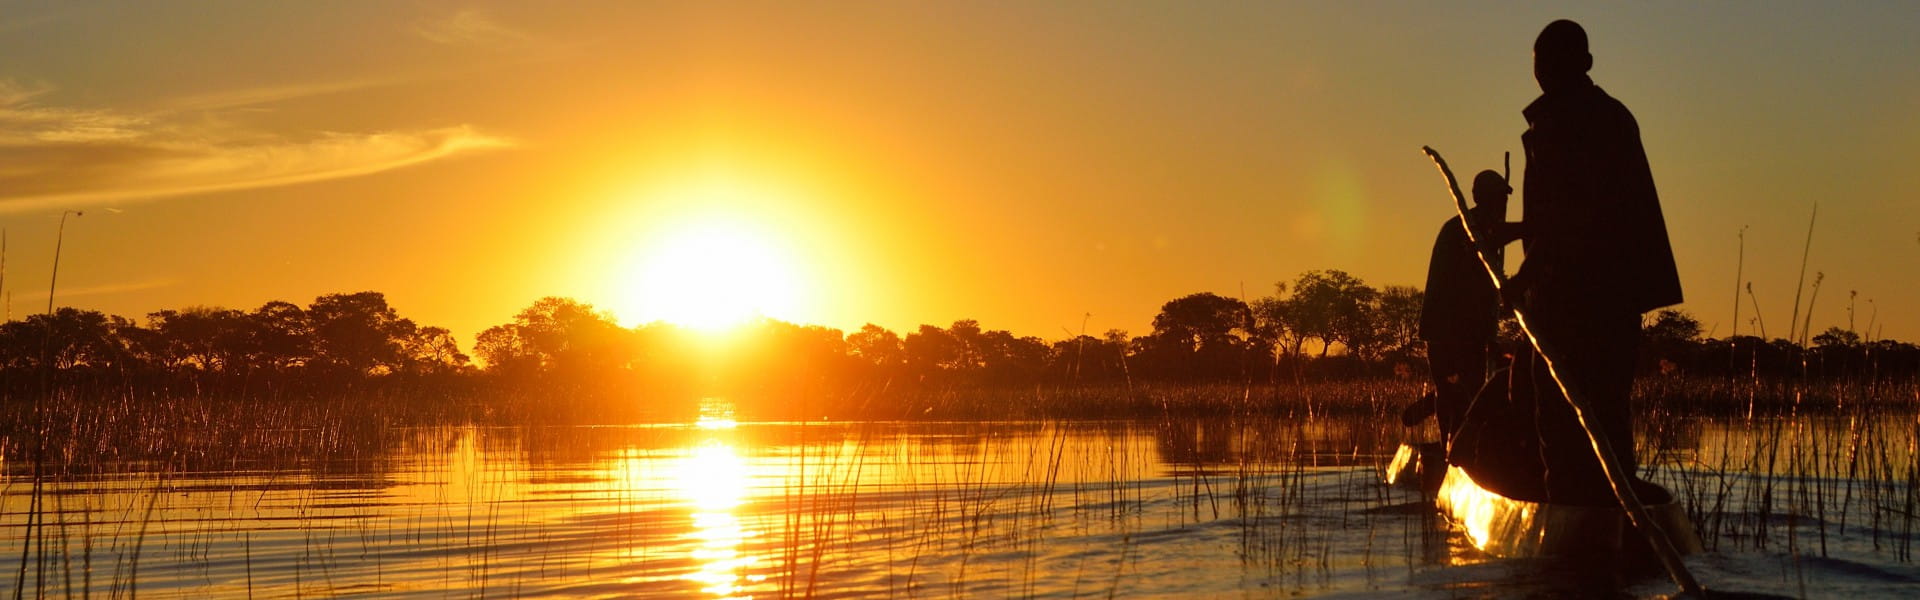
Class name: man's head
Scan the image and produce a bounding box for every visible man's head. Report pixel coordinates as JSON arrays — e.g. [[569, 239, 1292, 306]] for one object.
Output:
[[1533, 19, 1592, 94], [1471, 170, 1510, 212]]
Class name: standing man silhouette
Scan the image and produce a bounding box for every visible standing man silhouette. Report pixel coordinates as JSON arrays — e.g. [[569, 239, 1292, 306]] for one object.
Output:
[[1511, 19, 1683, 503], [1419, 169, 1511, 444]]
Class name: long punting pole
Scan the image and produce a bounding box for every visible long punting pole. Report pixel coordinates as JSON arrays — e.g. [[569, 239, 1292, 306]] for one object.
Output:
[[1421, 147, 1704, 596]]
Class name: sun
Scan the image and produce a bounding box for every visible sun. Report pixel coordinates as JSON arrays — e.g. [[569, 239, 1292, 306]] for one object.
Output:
[[625, 217, 805, 332]]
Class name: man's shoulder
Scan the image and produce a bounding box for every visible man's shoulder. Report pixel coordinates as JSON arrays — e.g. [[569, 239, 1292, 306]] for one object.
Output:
[[1434, 215, 1467, 243], [1525, 85, 1636, 127], [1588, 86, 1638, 122]]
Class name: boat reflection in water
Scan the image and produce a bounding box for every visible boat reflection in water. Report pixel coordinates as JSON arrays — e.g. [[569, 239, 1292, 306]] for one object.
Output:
[[675, 400, 762, 598]]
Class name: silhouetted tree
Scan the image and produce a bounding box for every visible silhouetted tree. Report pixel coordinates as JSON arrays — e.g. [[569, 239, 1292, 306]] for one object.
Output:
[[978, 329, 1049, 383], [1641, 309, 1704, 375], [1812, 327, 1860, 349], [1151, 293, 1253, 353], [401, 326, 470, 374], [946, 319, 990, 371], [5, 268, 1916, 417], [1251, 286, 1310, 369], [308, 292, 415, 375], [0, 308, 135, 370], [477, 297, 631, 374], [1374, 285, 1425, 361], [1138, 293, 1256, 379], [1049, 334, 1129, 382], [1643, 309, 1703, 343], [248, 300, 315, 371], [719, 319, 848, 388], [1286, 270, 1378, 357], [904, 324, 964, 374], [896, 319, 1049, 383], [847, 324, 905, 368], [1104, 329, 1135, 384], [474, 324, 535, 373], [145, 306, 249, 371]]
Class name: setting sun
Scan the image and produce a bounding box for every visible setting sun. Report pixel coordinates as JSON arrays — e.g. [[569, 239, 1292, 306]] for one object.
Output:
[[624, 217, 807, 332], [9, 4, 1920, 598]]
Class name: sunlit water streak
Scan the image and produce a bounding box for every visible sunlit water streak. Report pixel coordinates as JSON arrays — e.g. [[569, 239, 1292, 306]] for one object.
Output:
[[0, 410, 1915, 598]]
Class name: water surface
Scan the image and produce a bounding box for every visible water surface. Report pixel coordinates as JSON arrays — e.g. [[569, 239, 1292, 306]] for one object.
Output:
[[2, 408, 1916, 598]]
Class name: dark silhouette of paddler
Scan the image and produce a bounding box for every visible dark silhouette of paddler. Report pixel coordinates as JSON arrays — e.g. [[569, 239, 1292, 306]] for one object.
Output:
[[1504, 19, 1684, 504], [1411, 169, 1512, 444]]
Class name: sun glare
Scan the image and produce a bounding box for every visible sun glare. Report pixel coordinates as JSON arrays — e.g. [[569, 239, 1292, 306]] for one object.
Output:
[[627, 217, 805, 333], [673, 439, 759, 597], [594, 165, 841, 334]]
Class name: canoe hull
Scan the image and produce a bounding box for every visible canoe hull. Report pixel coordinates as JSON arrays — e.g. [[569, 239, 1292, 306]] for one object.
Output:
[[1433, 462, 1703, 559], [1383, 441, 1446, 494]]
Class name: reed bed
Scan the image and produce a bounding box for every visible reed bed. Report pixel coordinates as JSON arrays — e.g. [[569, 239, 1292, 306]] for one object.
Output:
[[1641, 377, 1920, 563], [0, 376, 1914, 597], [870, 380, 1422, 421]]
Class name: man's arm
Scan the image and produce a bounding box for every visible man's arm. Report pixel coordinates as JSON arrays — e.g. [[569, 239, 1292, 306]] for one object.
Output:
[[1491, 221, 1527, 246]]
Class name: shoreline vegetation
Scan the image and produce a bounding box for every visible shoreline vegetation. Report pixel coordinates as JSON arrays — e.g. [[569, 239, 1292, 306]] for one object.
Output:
[[0, 271, 1915, 596], [0, 269, 1913, 429], [4, 376, 1915, 468]]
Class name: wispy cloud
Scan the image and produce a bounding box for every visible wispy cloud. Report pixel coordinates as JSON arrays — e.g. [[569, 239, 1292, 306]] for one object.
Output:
[[0, 81, 147, 144], [0, 80, 511, 215], [415, 8, 529, 46], [161, 78, 397, 114], [53, 278, 181, 300]]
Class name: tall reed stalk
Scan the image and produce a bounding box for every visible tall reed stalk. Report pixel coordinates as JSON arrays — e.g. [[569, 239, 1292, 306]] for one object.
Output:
[[1787, 203, 1817, 343]]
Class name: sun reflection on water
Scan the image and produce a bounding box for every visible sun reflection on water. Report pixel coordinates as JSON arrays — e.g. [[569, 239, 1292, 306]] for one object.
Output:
[[697, 397, 740, 430], [674, 416, 761, 598]]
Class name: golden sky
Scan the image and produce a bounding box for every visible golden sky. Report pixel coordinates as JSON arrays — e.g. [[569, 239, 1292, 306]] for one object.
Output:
[[1, 2, 1915, 344]]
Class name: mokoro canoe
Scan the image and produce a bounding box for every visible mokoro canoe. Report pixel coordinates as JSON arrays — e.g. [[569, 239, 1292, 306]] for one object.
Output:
[[1383, 441, 1445, 494], [1386, 442, 1704, 559]]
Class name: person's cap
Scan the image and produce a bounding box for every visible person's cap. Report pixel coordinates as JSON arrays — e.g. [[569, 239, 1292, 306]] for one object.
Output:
[[1472, 170, 1511, 195]]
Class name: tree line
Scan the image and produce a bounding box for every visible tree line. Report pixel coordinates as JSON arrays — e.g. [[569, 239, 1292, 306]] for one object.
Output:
[[0, 292, 463, 379], [2, 269, 1913, 401]]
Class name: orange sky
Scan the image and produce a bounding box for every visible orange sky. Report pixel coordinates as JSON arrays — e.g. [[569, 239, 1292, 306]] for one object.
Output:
[[1, 2, 1915, 345]]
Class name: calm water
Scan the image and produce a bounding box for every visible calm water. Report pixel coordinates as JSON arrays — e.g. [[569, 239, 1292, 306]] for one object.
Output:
[[2, 403, 1917, 598]]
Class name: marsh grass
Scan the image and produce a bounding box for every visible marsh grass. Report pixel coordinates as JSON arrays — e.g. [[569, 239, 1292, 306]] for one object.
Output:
[[0, 386, 473, 598], [1, 375, 1916, 597], [1642, 376, 1919, 565], [881, 380, 1422, 421]]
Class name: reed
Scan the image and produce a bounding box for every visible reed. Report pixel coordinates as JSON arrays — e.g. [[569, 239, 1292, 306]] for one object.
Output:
[[4, 373, 1918, 596]]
